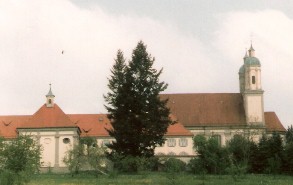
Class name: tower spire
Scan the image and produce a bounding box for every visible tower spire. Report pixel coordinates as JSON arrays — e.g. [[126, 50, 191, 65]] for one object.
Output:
[[46, 83, 55, 97], [46, 83, 55, 107]]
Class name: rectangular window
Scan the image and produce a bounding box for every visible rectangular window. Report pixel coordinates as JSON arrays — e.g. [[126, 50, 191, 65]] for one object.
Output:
[[167, 138, 176, 147], [179, 138, 188, 147], [252, 76, 256, 84]]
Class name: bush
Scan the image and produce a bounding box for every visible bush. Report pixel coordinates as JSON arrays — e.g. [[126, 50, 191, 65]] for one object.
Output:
[[0, 136, 42, 185], [226, 163, 247, 181], [137, 156, 160, 172], [163, 158, 186, 173], [63, 143, 85, 175], [188, 157, 206, 175], [63, 138, 108, 176], [109, 154, 160, 172], [192, 135, 230, 174]]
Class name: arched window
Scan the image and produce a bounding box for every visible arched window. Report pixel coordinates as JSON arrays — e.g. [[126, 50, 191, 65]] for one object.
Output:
[[252, 76, 256, 84], [48, 99, 52, 104]]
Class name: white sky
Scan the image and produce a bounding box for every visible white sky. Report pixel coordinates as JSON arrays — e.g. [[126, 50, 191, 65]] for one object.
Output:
[[0, 0, 292, 128]]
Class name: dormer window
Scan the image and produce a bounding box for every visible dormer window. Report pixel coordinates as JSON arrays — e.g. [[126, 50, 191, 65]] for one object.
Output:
[[48, 99, 52, 104]]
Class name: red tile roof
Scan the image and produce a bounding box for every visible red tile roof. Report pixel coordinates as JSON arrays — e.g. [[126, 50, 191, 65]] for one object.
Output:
[[160, 93, 285, 132], [160, 93, 247, 127], [0, 98, 286, 138], [68, 114, 112, 137], [166, 123, 193, 136], [0, 104, 192, 138], [264, 112, 286, 132], [68, 114, 192, 137], [0, 115, 30, 138], [18, 104, 77, 129], [165, 114, 193, 136]]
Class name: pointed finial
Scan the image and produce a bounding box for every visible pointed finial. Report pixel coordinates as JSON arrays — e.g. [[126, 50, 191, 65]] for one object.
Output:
[[249, 42, 255, 51], [248, 42, 255, 57], [46, 83, 55, 97], [249, 33, 255, 52]]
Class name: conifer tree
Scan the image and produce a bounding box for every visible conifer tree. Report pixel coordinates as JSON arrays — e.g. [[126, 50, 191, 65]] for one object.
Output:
[[104, 41, 172, 158], [104, 49, 126, 113]]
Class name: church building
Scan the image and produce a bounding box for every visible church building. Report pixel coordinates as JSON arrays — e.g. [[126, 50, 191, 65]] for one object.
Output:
[[0, 45, 286, 172]]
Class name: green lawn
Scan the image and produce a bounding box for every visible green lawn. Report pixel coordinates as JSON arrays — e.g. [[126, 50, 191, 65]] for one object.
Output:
[[28, 173, 293, 185]]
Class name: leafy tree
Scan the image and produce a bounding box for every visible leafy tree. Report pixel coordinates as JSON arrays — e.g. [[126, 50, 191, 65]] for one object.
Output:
[[0, 136, 42, 185], [63, 137, 107, 176], [266, 132, 283, 174], [227, 135, 251, 164], [190, 135, 230, 174], [87, 146, 108, 176], [105, 41, 172, 159], [247, 140, 259, 173], [227, 135, 253, 173], [63, 142, 85, 175]]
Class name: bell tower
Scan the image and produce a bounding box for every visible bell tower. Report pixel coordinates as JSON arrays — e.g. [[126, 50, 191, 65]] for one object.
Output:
[[239, 45, 265, 126], [46, 84, 55, 108]]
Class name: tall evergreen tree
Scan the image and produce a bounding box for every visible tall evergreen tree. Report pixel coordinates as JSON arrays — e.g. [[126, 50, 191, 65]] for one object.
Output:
[[104, 41, 172, 158], [104, 49, 126, 113]]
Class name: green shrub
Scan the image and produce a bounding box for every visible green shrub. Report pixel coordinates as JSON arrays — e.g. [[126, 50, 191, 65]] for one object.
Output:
[[0, 136, 41, 185], [188, 157, 206, 174], [110, 154, 160, 172], [137, 156, 159, 172], [163, 158, 186, 173], [226, 163, 247, 181]]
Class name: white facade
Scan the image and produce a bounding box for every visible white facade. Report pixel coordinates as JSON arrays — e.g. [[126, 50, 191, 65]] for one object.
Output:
[[155, 137, 194, 156], [18, 128, 79, 171]]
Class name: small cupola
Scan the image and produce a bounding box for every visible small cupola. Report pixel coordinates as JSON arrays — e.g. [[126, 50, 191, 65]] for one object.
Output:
[[46, 84, 55, 108]]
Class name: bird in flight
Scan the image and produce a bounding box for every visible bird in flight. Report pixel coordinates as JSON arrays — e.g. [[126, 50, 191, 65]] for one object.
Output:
[[61, 50, 64, 54]]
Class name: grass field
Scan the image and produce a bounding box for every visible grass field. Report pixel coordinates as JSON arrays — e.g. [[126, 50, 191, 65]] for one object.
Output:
[[28, 173, 293, 185]]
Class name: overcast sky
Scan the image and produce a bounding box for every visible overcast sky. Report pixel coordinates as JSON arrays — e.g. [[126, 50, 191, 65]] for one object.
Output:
[[0, 0, 292, 128]]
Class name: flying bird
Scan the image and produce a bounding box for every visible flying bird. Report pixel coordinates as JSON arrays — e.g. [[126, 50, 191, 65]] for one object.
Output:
[[61, 50, 64, 54]]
